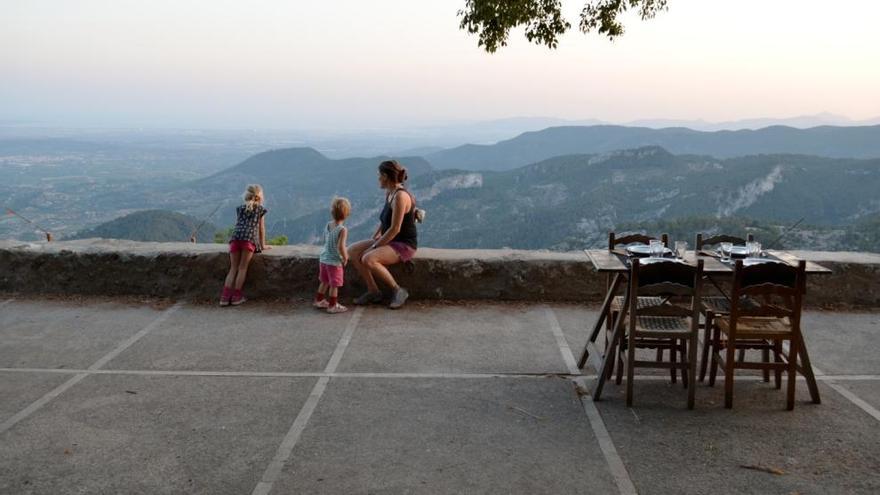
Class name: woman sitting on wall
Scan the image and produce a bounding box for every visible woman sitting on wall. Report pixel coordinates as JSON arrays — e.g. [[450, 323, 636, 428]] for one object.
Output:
[[348, 160, 418, 309]]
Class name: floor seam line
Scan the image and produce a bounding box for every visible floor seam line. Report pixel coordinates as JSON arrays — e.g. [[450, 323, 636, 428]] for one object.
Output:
[[544, 307, 638, 495], [780, 342, 880, 423], [4, 367, 878, 381], [0, 302, 184, 436], [88, 302, 184, 371], [544, 305, 581, 375], [251, 306, 363, 495]]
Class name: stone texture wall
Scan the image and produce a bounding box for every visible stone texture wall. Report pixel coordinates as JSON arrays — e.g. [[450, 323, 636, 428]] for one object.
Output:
[[1, 239, 878, 308]]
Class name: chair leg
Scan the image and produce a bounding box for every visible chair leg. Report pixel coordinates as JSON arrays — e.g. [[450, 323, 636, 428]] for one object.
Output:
[[724, 338, 736, 409], [737, 348, 746, 363], [773, 341, 782, 389], [606, 335, 617, 380], [680, 339, 688, 389], [604, 313, 617, 381], [670, 341, 677, 384], [762, 346, 770, 383], [625, 333, 637, 407], [794, 333, 822, 405], [687, 331, 698, 409], [708, 327, 720, 387], [615, 340, 625, 385], [786, 336, 799, 411], [605, 274, 612, 331], [699, 312, 713, 382]]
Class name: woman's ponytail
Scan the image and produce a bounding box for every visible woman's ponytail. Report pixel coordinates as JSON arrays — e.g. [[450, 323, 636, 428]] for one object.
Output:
[[379, 160, 407, 185]]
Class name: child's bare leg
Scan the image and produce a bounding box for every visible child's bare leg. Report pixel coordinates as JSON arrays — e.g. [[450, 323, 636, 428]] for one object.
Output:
[[316, 282, 328, 302], [225, 251, 242, 287], [233, 250, 255, 290], [326, 285, 347, 312]]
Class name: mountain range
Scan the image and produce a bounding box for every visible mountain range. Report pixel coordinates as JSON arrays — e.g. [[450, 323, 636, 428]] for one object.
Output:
[[184, 148, 432, 226], [32, 122, 880, 252], [425, 124, 880, 171], [71, 210, 217, 243], [265, 146, 880, 250]]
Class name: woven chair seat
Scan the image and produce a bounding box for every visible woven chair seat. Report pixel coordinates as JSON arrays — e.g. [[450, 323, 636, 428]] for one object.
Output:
[[716, 317, 792, 338], [632, 315, 693, 336], [611, 296, 665, 314], [701, 296, 758, 315]]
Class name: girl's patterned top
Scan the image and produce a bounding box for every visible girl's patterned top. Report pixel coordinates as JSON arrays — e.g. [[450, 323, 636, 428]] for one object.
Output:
[[230, 204, 267, 250], [319, 222, 345, 266]]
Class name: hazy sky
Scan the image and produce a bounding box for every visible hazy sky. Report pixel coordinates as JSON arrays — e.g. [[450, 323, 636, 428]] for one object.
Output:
[[3, 0, 879, 129]]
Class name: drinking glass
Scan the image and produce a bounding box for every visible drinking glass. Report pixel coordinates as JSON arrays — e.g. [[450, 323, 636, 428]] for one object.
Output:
[[649, 239, 664, 258], [752, 241, 763, 258], [675, 241, 687, 259], [720, 242, 733, 262]]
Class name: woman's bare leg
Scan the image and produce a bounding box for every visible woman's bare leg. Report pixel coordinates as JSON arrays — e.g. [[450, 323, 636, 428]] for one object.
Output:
[[362, 246, 401, 290], [349, 240, 379, 292]]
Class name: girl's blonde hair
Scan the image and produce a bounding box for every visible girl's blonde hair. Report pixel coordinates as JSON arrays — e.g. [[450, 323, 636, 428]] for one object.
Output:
[[243, 184, 263, 212], [331, 197, 351, 221]]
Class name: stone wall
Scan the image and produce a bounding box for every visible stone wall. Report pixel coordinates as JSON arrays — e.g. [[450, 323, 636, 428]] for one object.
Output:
[[1, 239, 879, 308]]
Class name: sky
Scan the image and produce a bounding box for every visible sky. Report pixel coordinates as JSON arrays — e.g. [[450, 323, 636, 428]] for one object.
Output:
[[2, 0, 879, 129]]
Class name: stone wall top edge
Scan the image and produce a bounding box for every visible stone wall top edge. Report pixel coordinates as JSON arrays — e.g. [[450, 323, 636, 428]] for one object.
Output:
[[1, 239, 879, 265]]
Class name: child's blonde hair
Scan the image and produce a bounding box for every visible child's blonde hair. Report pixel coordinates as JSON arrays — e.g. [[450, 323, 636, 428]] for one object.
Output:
[[243, 184, 263, 212], [331, 197, 351, 222]]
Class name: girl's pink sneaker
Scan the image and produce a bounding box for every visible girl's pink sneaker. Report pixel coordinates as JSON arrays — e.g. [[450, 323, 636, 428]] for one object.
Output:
[[230, 289, 246, 306], [219, 287, 232, 307]]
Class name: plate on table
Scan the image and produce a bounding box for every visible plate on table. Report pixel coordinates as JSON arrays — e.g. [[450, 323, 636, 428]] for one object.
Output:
[[638, 257, 687, 265], [719, 245, 750, 258], [625, 244, 672, 257], [742, 257, 783, 267]]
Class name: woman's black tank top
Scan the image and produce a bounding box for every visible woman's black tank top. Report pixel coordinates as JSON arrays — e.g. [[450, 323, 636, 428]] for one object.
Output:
[[380, 189, 418, 249]]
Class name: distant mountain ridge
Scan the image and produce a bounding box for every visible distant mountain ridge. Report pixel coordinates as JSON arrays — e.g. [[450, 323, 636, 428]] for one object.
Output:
[[71, 210, 217, 243], [57, 144, 880, 253], [273, 146, 880, 251], [425, 124, 880, 171], [182, 147, 433, 229]]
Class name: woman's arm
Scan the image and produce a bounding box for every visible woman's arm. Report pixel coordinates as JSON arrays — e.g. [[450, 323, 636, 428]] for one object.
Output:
[[338, 227, 349, 265], [372, 192, 409, 248]]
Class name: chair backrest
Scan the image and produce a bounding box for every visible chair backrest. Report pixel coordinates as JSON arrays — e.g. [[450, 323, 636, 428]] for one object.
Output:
[[695, 233, 755, 251], [629, 259, 704, 318], [609, 232, 669, 250], [729, 259, 805, 322]]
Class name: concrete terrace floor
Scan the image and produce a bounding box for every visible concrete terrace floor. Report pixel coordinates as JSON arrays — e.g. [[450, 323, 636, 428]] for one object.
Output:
[[0, 296, 879, 495]]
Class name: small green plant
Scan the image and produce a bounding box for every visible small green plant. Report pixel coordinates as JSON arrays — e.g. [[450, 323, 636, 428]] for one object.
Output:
[[267, 235, 288, 246], [214, 227, 234, 244]]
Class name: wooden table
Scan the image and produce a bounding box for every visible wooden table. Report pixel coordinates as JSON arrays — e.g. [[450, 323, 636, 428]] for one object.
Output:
[[579, 249, 831, 401]]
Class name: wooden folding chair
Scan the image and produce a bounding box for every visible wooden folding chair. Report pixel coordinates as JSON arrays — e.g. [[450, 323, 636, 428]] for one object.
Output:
[[695, 233, 757, 382], [605, 232, 669, 380], [622, 258, 704, 409], [708, 260, 806, 410]]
